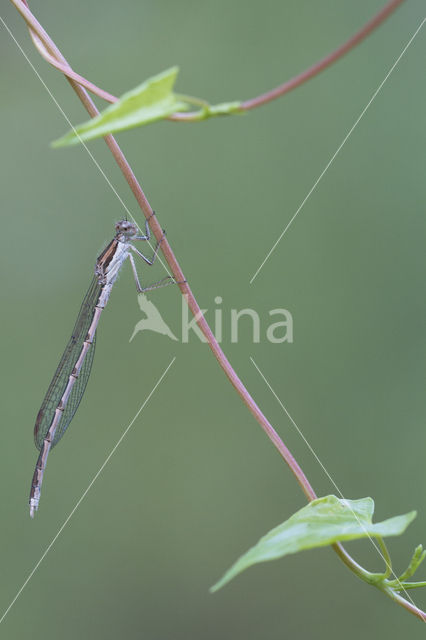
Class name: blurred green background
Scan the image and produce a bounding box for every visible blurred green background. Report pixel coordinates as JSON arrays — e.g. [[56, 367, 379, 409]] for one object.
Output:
[[1, 0, 425, 637]]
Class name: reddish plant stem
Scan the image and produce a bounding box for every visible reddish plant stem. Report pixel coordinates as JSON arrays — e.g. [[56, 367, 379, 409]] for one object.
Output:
[[12, 0, 316, 500], [33, 46, 117, 103], [240, 0, 406, 111], [386, 589, 426, 622], [11, 0, 406, 120], [10, 0, 426, 622]]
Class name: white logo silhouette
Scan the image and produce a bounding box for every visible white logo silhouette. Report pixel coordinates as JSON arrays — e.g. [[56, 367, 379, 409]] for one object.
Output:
[[129, 294, 178, 342]]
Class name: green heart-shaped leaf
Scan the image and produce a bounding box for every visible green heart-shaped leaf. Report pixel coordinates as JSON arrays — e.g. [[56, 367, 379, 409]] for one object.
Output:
[[52, 67, 188, 147], [211, 495, 416, 592]]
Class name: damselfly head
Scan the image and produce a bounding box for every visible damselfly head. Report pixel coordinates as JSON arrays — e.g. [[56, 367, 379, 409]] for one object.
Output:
[[115, 220, 138, 239]]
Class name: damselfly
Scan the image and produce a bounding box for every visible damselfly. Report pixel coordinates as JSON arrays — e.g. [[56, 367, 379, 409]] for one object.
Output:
[[29, 217, 172, 517]]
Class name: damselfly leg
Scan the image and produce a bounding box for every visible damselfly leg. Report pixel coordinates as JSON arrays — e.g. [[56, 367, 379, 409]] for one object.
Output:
[[131, 220, 175, 292], [129, 253, 175, 293]]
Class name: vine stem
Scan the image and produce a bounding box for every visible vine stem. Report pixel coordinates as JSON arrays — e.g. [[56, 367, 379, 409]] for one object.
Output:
[[9, 0, 426, 622], [239, 0, 406, 111], [10, 0, 316, 502], [11, 0, 406, 120], [384, 589, 426, 622]]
